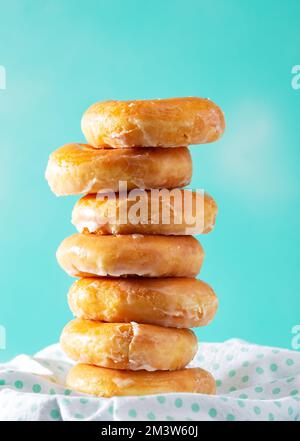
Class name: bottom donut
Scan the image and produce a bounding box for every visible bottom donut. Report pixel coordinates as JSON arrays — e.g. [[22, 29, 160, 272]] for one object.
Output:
[[66, 364, 216, 397]]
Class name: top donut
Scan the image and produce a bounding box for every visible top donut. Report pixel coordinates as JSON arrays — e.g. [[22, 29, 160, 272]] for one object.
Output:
[[81, 97, 225, 148]]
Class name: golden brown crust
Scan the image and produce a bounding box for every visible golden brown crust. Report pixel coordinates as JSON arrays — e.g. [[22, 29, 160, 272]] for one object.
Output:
[[68, 277, 218, 328], [56, 233, 204, 278], [81, 97, 225, 148], [66, 364, 216, 397], [45, 143, 192, 196], [60, 319, 198, 371], [72, 190, 218, 235]]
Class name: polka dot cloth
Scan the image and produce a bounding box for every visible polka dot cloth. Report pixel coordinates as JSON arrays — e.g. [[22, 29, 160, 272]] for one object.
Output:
[[0, 340, 299, 421]]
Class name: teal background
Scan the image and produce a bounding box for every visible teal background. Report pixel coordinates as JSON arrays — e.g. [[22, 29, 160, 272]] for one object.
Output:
[[0, 0, 300, 361]]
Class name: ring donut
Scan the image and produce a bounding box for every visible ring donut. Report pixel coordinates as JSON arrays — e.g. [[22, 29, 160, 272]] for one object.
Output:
[[45, 143, 192, 196], [81, 97, 225, 148], [56, 233, 204, 278], [68, 278, 218, 328], [60, 319, 198, 371], [72, 190, 218, 236], [66, 364, 216, 397]]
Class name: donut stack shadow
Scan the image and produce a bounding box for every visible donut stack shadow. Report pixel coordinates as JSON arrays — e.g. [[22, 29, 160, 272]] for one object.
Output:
[[45, 97, 225, 397]]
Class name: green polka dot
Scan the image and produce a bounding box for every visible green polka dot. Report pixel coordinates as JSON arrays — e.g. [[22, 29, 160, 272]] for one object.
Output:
[[293, 396, 300, 402], [0, 379, 5, 386], [286, 359, 294, 366], [254, 406, 261, 415], [288, 406, 294, 416], [50, 409, 60, 420], [268, 413, 275, 421], [157, 396, 166, 404], [242, 375, 249, 383], [147, 412, 156, 420], [237, 400, 245, 408], [128, 409, 137, 418], [64, 389, 71, 395], [229, 386, 237, 392], [241, 347, 249, 352], [239, 393, 248, 399], [80, 398, 88, 404], [14, 380, 23, 389], [255, 386, 263, 393], [63, 398, 70, 405], [166, 416, 174, 420], [242, 361, 250, 368], [191, 403, 200, 412], [256, 367, 264, 374], [272, 387, 281, 395], [216, 380, 222, 387], [270, 363, 278, 372], [174, 398, 183, 408], [272, 349, 279, 354], [274, 401, 282, 408], [75, 413, 84, 419], [229, 370, 236, 378], [108, 406, 113, 414], [226, 354, 234, 361], [49, 388, 56, 395], [31, 404, 38, 412], [213, 363, 220, 370], [290, 389, 298, 396], [257, 353, 264, 359], [227, 414, 235, 421], [209, 408, 217, 418], [32, 384, 41, 393]]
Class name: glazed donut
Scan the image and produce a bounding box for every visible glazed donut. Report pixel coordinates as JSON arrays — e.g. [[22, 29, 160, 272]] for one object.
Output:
[[81, 97, 225, 148], [72, 190, 218, 236], [60, 319, 198, 371], [68, 278, 218, 328], [66, 364, 216, 397], [56, 233, 204, 278], [45, 143, 192, 196]]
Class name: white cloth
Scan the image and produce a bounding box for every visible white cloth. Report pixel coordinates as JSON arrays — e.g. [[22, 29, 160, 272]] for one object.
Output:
[[0, 339, 299, 421]]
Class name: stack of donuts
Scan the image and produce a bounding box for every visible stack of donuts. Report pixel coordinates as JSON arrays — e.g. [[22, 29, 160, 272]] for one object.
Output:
[[45, 97, 225, 397]]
